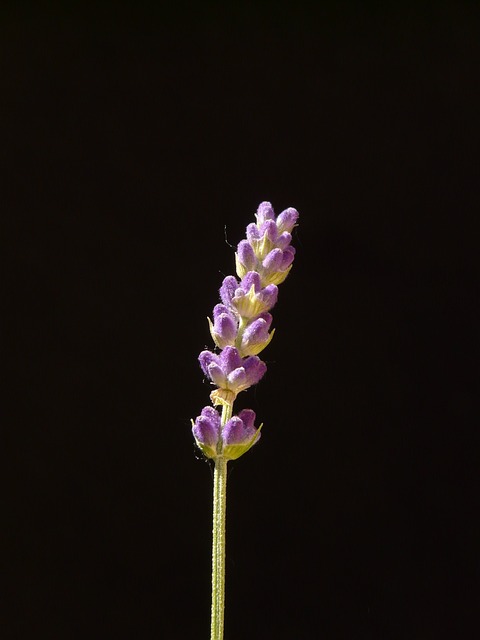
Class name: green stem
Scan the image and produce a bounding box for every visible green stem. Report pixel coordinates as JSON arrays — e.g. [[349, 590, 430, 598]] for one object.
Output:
[[210, 402, 232, 640]]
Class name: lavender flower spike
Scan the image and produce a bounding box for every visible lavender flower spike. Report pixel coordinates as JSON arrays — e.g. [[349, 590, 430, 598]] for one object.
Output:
[[193, 201, 298, 640], [198, 201, 299, 412]]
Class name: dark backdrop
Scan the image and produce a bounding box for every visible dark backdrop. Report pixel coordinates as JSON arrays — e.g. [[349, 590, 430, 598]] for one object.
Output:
[[3, 2, 479, 638]]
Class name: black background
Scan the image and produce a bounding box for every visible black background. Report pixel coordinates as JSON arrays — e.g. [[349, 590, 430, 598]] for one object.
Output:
[[3, 1, 479, 638]]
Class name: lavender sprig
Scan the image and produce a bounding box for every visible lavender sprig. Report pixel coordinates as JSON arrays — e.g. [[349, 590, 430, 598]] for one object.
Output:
[[192, 202, 299, 640]]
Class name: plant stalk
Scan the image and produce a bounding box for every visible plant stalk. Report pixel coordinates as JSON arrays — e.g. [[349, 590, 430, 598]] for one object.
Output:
[[210, 402, 232, 640]]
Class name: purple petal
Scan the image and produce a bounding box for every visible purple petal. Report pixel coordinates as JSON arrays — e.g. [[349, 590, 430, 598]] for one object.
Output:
[[257, 284, 278, 310], [198, 350, 219, 376], [223, 410, 259, 445], [256, 201, 275, 225], [213, 303, 232, 319], [193, 407, 221, 446], [192, 420, 217, 447], [227, 367, 247, 389], [222, 416, 246, 445], [240, 315, 273, 356], [242, 316, 270, 345], [276, 207, 299, 233], [212, 307, 237, 343], [262, 248, 284, 272], [246, 222, 261, 243], [219, 346, 243, 373], [257, 311, 273, 328], [276, 231, 292, 250], [237, 240, 256, 270], [207, 362, 227, 387], [240, 271, 261, 293], [259, 219, 278, 243], [243, 356, 267, 386], [237, 408, 256, 432], [280, 246, 296, 270], [219, 276, 238, 307], [200, 405, 221, 425]]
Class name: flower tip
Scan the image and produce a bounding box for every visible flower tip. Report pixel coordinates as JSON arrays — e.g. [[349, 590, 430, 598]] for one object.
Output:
[[276, 207, 299, 233], [256, 201, 275, 225]]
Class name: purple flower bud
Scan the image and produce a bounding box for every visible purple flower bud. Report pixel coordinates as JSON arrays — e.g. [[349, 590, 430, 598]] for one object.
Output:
[[236, 408, 257, 433], [280, 246, 296, 270], [213, 304, 237, 331], [261, 219, 279, 244], [262, 248, 284, 272], [208, 304, 238, 348], [222, 417, 247, 444], [240, 313, 274, 356], [275, 231, 292, 251], [241, 270, 261, 292], [219, 275, 239, 308], [255, 201, 275, 225], [209, 366, 227, 389], [276, 207, 299, 234], [256, 284, 278, 310], [224, 411, 258, 444], [223, 409, 262, 460], [192, 406, 221, 458], [246, 222, 261, 243], [227, 366, 247, 389], [236, 240, 257, 271], [219, 345, 243, 372], [259, 245, 296, 287], [242, 354, 267, 387], [198, 350, 218, 377]]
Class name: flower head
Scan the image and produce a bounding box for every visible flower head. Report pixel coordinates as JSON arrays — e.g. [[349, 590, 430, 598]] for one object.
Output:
[[194, 201, 298, 460]]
